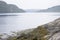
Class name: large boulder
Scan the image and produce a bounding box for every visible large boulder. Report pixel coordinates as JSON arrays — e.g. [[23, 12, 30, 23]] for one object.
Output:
[[49, 32, 60, 40]]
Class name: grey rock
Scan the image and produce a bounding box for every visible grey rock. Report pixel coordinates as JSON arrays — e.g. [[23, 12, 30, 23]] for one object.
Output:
[[42, 18, 60, 40]]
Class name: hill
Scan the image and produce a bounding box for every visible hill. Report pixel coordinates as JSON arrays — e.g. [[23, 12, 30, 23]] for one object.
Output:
[[38, 5, 60, 12], [26, 5, 60, 12], [0, 1, 25, 13]]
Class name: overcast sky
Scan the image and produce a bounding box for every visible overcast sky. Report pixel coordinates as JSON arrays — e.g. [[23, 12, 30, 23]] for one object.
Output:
[[2, 0, 60, 9]]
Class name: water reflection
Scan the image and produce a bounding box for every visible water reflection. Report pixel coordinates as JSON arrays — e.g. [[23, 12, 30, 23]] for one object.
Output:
[[0, 13, 60, 34]]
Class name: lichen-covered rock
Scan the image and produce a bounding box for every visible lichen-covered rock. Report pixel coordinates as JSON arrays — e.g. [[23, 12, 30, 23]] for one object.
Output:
[[49, 32, 60, 40]]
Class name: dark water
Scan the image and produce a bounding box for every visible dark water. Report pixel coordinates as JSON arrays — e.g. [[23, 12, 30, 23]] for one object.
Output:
[[0, 13, 60, 34]]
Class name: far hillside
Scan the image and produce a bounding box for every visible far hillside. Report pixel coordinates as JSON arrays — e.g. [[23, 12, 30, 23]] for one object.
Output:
[[0, 1, 25, 13], [38, 5, 60, 12]]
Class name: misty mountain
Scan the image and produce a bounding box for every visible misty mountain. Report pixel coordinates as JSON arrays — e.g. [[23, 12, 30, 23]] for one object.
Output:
[[0, 1, 25, 13], [25, 9, 40, 12], [26, 5, 60, 12], [38, 5, 60, 12]]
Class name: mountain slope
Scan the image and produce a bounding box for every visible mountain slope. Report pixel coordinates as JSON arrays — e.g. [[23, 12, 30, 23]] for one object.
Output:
[[0, 1, 25, 13], [38, 5, 60, 12]]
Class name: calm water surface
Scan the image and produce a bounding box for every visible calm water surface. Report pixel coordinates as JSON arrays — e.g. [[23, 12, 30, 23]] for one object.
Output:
[[0, 13, 60, 34]]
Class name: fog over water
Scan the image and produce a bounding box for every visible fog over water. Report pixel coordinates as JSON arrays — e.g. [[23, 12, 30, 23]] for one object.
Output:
[[0, 13, 60, 34]]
